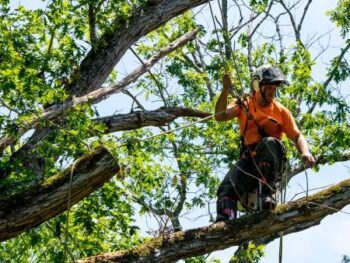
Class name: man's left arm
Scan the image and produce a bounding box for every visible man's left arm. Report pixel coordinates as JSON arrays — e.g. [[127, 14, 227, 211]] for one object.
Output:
[[292, 134, 316, 167], [281, 108, 316, 167]]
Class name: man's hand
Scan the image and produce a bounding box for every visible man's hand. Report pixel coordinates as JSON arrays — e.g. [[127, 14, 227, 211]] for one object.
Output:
[[301, 154, 316, 167], [215, 72, 237, 121], [292, 134, 316, 168]]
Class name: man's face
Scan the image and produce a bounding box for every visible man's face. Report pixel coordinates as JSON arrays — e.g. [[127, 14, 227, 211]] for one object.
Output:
[[260, 84, 278, 102]]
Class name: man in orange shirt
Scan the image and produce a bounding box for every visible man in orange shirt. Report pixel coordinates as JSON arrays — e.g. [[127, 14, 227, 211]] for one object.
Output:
[[215, 64, 315, 222]]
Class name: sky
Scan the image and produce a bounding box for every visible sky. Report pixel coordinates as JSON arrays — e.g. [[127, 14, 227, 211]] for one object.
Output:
[[8, 0, 350, 262]]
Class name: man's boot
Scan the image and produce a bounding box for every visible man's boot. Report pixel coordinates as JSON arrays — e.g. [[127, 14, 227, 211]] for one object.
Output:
[[261, 194, 276, 210], [216, 196, 237, 222], [260, 183, 276, 210]]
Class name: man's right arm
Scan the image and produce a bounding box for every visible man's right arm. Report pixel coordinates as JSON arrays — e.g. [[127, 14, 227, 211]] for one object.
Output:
[[215, 73, 238, 122]]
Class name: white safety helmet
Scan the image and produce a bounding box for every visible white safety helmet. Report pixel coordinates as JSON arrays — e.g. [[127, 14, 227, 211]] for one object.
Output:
[[252, 64, 289, 91]]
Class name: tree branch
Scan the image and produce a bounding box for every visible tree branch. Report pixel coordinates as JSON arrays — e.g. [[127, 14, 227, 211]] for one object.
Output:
[[289, 152, 350, 178], [88, 3, 97, 48], [0, 146, 119, 242], [297, 0, 312, 34], [67, 0, 208, 96], [77, 179, 350, 262], [277, 0, 302, 42], [298, 41, 350, 127], [0, 29, 199, 156], [93, 107, 211, 134]]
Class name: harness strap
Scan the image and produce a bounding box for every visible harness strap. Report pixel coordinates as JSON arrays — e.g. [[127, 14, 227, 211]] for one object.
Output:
[[238, 96, 268, 157]]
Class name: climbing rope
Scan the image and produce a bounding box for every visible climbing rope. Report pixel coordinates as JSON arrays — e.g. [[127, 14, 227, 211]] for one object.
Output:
[[64, 161, 77, 262], [302, 162, 310, 199], [216, 0, 245, 93], [207, 0, 244, 98], [278, 159, 289, 263], [207, 2, 282, 213], [208, 0, 229, 73], [115, 112, 216, 148]]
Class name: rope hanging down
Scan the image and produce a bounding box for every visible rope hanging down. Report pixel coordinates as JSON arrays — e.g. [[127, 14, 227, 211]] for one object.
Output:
[[207, 1, 268, 186], [207, 3, 289, 261]]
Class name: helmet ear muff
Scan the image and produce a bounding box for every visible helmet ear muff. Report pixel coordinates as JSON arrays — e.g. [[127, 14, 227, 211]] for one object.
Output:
[[252, 77, 260, 92]]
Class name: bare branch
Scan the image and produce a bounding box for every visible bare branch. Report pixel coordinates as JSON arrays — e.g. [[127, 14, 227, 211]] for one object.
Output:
[[249, 0, 273, 38], [130, 47, 168, 107], [297, 0, 312, 34], [122, 90, 146, 111], [93, 107, 211, 134], [277, 0, 302, 41]]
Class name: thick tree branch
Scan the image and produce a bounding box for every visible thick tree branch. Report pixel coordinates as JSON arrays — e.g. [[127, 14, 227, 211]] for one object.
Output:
[[93, 107, 211, 134], [77, 179, 350, 263], [0, 29, 199, 156], [0, 107, 210, 240], [0, 146, 119, 242], [88, 3, 97, 48], [68, 0, 208, 96]]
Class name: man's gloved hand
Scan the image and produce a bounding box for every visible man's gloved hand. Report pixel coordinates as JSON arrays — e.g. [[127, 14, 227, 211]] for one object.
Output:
[[302, 154, 316, 167]]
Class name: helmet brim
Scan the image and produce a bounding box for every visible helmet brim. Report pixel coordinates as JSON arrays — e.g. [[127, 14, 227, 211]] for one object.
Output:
[[261, 79, 290, 86]]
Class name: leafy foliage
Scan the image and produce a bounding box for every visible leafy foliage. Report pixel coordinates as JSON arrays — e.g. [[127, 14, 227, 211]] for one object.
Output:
[[0, 0, 349, 262], [328, 0, 350, 37], [230, 243, 265, 263]]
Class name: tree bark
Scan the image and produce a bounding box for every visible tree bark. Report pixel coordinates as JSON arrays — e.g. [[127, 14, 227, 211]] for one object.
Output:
[[68, 0, 208, 96], [77, 179, 350, 263], [0, 146, 119, 242], [93, 107, 211, 133]]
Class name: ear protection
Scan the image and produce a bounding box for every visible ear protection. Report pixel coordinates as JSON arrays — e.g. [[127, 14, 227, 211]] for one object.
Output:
[[252, 76, 260, 92]]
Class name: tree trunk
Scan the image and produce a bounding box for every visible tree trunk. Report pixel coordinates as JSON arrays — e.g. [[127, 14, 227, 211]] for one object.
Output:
[[0, 146, 119, 242], [77, 179, 350, 263]]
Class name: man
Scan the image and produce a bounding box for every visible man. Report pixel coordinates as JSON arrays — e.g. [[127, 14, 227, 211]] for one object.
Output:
[[215, 64, 315, 222]]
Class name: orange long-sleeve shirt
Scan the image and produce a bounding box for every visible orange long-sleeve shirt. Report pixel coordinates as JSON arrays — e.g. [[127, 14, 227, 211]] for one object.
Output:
[[230, 96, 300, 145]]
